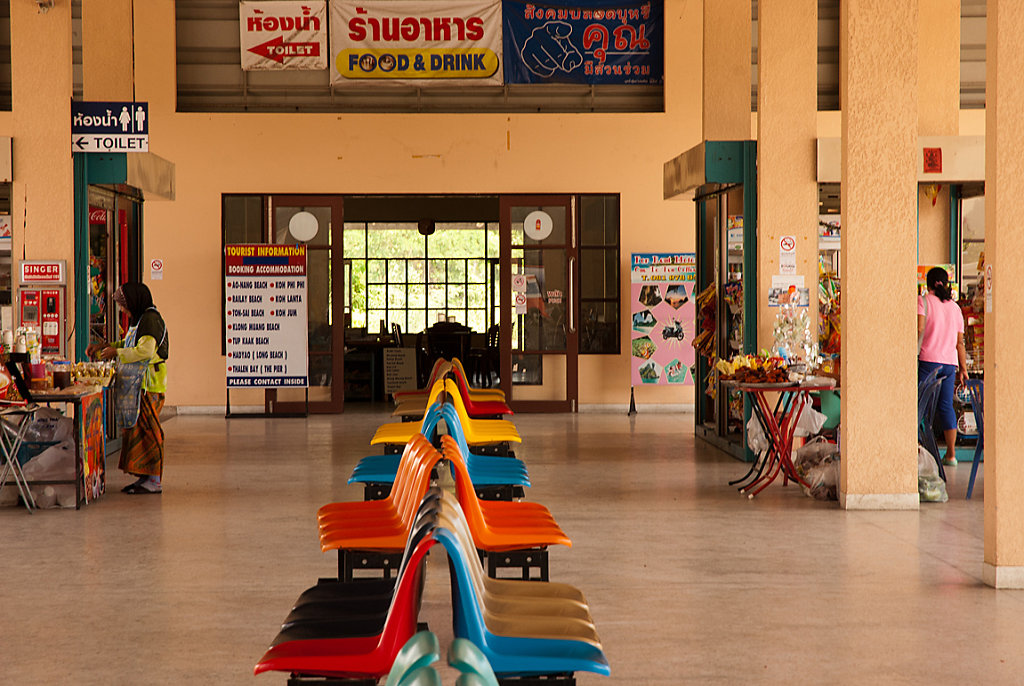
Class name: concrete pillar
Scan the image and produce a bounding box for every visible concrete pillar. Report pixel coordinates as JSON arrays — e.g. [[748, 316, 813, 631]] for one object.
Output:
[[10, 2, 75, 333], [983, 0, 1024, 588], [83, 0, 135, 100], [917, 0, 959, 266], [756, 0, 818, 352], [839, 0, 920, 509], [703, 0, 750, 140]]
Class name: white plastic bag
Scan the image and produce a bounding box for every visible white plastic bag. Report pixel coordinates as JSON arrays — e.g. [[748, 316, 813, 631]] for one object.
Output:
[[918, 445, 948, 503], [793, 404, 827, 438], [746, 415, 769, 454]]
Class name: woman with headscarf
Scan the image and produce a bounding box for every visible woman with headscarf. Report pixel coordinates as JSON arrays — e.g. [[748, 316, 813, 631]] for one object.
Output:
[[87, 283, 169, 494]]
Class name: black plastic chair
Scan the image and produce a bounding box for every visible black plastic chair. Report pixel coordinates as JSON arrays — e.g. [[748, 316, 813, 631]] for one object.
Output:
[[964, 379, 984, 499]]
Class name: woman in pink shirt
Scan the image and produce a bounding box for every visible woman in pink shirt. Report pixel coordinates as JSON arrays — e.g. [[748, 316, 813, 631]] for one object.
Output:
[[918, 267, 968, 466]]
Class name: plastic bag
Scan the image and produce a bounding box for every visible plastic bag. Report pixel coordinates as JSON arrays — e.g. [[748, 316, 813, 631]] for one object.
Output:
[[746, 415, 769, 454], [794, 437, 840, 500], [918, 445, 948, 503], [793, 404, 827, 438], [21, 407, 74, 443], [114, 359, 148, 429]]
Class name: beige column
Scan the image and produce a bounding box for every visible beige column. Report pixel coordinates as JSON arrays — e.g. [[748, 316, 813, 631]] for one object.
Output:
[[839, 0, 920, 509], [10, 3, 75, 329], [83, 0, 135, 100], [756, 1, 817, 351], [703, 0, 750, 140], [982, 0, 1024, 588], [917, 0, 959, 266]]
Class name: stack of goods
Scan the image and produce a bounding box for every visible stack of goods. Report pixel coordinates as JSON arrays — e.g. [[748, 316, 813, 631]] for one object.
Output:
[[773, 302, 817, 368], [691, 283, 716, 361], [715, 354, 789, 384], [818, 259, 841, 356], [962, 252, 985, 373]]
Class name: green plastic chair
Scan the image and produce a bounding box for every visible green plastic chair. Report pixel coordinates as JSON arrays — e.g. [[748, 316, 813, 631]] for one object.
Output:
[[817, 390, 841, 431], [447, 637, 500, 686], [383, 631, 441, 686]]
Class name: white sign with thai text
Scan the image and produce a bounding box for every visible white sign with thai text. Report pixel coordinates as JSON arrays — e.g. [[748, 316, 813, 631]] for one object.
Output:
[[240, 1, 328, 71]]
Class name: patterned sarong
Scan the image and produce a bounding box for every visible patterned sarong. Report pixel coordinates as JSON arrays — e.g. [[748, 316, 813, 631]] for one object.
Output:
[[119, 392, 165, 477]]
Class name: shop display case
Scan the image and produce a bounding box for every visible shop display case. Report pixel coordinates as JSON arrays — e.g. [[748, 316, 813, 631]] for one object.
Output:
[[665, 140, 757, 461]]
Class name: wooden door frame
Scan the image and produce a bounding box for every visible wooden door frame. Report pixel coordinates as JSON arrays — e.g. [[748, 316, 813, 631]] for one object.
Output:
[[499, 194, 578, 413], [266, 194, 344, 414]]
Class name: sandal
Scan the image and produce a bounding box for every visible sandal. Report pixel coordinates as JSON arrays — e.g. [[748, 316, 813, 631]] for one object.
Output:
[[123, 483, 161, 495], [943, 455, 958, 467]]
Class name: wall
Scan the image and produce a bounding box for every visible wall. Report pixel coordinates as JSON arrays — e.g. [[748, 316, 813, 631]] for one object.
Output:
[[129, 0, 702, 409]]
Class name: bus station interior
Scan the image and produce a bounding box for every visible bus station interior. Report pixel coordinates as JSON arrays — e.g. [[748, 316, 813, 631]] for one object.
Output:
[[6, 0, 1024, 683]]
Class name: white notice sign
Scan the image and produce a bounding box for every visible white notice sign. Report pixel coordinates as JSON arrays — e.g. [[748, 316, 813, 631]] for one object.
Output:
[[779, 235, 797, 275], [383, 348, 417, 395], [225, 244, 309, 388]]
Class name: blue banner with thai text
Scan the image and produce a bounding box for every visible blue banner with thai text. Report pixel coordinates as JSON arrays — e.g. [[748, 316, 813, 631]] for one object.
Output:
[[502, 1, 663, 85]]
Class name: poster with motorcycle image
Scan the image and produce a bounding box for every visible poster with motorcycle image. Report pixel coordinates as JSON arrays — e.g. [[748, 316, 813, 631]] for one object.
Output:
[[630, 253, 696, 386]]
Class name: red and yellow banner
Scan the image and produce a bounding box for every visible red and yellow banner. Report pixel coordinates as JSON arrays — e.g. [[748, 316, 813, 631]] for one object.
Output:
[[330, 1, 503, 86]]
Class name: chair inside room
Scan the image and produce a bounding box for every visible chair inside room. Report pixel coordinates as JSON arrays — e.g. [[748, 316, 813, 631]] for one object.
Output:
[[964, 379, 984, 499]]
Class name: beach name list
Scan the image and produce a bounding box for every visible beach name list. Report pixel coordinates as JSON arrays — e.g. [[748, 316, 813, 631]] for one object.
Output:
[[224, 243, 309, 388]]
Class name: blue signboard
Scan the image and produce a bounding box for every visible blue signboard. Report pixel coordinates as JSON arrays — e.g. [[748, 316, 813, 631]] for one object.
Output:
[[502, 1, 663, 85], [71, 101, 149, 153]]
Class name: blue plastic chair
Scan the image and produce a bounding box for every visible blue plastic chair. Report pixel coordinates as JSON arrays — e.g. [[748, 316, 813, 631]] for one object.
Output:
[[350, 404, 530, 488], [434, 525, 611, 678], [964, 379, 984, 499]]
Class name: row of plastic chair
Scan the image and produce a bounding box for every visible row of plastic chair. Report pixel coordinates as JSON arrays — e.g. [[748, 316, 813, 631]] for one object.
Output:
[[256, 492, 608, 680], [394, 362, 511, 420]]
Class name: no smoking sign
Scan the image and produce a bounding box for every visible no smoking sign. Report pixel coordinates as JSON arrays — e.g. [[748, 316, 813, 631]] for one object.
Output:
[[150, 258, 164, 281], [779, 236, 797, 275]]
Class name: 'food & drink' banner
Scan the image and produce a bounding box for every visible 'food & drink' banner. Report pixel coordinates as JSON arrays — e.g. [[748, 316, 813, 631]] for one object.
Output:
[[630, 253, 695, 386], [502, 1, 663, 85], [330, 0, 503, 86]]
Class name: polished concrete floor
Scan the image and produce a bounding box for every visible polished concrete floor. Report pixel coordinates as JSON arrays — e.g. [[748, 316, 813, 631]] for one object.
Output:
[[1, 407, 1017, 685]]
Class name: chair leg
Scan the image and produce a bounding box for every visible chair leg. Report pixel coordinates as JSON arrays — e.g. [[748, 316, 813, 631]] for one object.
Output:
[[966, 443, 983, 500]]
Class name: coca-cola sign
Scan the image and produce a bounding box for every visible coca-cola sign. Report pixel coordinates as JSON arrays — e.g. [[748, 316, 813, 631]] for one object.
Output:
[[89, 207, 108, 224]]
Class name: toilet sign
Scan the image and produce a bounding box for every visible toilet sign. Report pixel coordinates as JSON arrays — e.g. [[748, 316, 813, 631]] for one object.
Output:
[[71, 101, 149, 153]]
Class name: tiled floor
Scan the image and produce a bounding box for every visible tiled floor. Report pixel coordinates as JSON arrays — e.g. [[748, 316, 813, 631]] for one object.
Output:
[[1, 407, 1017, 685]]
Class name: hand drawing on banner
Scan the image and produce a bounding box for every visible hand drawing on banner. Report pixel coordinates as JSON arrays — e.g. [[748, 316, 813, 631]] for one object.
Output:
[[522, 21, 582, 77]]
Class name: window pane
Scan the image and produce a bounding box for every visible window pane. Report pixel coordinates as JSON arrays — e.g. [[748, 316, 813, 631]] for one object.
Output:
[[428, 284, 446, 308], [447, 260, 466, 282], [408, 259, 426, 283], [430, 223, 485, 258], [467, 258, 486, 282], [409, 284, 426, 309], [580, 301, 619, 354], [447, 284, 466, 308], [408, 310, 426, 334], [428, 259, 447, 282], [468, 284, 486, 309], [343, 223, 366, 258], [367, 284, 385, 309], [367, 259, 385, 283], [581, 248, 618, 299], [580, 195, 620, 246], [388, 285, 406, 309], [487, 224, 500, 258], [224, 195, 264, 244], [388, 260, 406, 283], [467, 310, 485, 333], [367, 223, 424, 258]]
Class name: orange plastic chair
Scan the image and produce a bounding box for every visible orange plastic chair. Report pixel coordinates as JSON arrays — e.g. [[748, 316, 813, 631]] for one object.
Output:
[[318, 436, 443, 553], [438, 435, 570, 552]]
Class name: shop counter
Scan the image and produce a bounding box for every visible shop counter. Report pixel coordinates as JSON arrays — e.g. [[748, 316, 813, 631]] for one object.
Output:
[[26, 386, 107, 509]]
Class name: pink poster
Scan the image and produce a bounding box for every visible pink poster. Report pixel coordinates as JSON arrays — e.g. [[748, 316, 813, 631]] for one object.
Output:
[[630, 253, 696, 386]]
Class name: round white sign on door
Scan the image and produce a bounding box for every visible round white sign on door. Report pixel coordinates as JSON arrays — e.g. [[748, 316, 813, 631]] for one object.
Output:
[[523, 210, 553, 241], [289, 211, 319, 242]]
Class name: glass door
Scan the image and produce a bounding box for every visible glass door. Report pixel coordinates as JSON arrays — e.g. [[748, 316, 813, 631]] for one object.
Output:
[[268, 195, 344, 414], [500, 196, 577, 412]]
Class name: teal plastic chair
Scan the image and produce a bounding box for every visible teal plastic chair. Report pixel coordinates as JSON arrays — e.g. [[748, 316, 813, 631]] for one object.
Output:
[[448, 638, 500, 686], [383, 631, 441, 686], [817, 390, 840, 431], [397, 665, 442, 686]]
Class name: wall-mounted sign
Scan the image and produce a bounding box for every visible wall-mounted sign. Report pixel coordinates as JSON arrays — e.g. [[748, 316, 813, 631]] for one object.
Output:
[[523, 210, 553, 241], [225, 244, 309, 388], [71, 101, 148, 153], [330, 0, 503, 86], [150, 258, 164, 281], [20, 260, 66, 285], [503, 0, 664, 85], [630, 253, 695, 386], [240, 1, 328, 71]]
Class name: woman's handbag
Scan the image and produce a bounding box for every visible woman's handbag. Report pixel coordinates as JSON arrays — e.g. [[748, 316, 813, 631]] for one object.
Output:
[[114, 359, 148, 429]]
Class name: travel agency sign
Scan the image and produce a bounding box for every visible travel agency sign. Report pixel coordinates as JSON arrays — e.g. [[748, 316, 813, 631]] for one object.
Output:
[[330, 0, 502, 86]]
